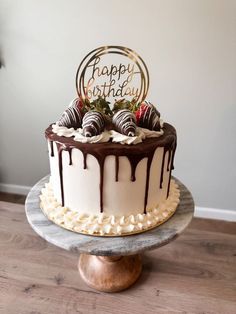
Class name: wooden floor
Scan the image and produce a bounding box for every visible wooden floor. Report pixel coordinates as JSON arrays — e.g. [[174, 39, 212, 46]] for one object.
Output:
[[0, 192, 26, 204], [0, 198, 235, 314]]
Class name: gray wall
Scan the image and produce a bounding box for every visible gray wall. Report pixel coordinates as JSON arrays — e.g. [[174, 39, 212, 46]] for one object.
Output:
[[0, 0, 236, 210]]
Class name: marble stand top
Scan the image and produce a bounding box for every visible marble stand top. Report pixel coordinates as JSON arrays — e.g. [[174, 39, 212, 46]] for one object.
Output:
[[25, 176, 194, 256]]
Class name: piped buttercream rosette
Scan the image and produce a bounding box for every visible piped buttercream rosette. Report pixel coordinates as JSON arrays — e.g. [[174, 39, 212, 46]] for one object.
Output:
[[52, 123, 164, 145], [40, 178, 180, 236]]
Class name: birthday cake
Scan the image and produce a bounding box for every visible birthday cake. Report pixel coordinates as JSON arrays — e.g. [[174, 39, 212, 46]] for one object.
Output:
[[40, 46, 180, 236]]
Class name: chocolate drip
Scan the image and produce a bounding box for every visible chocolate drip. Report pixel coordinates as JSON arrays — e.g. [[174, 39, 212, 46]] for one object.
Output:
[[166, 170, 172, 198], [166, 141, 177, 198], [160, 147, 168, 189], [166, 151, 172, 198], [171, 141, 177, 170], [99, 158, 105, 213], [167, 150, 171, 171], [115, 156, 119, 182], [127, 156, 141, 182], [68, 149, 72, 166], [56, 143, 65, 207], [83, 153, 87, 169], [144, 151, 155, 214], [46, 123, 177, 214], [50, 141, 54, 157]]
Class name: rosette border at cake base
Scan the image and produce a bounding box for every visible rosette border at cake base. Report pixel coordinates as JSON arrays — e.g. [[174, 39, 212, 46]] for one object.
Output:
[[40, 178, 180, 237]]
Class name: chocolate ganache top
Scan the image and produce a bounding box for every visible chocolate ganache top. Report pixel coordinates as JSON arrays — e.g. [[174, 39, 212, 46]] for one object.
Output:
[[45, 123, 176, 155]]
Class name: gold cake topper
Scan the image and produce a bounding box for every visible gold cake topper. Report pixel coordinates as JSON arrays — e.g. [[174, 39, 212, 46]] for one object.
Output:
[[76, 46, 149, 103]]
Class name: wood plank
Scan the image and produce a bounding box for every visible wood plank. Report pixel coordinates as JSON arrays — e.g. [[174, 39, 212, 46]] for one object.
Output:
[[189, 217, 236, 235], [0, 192, 26, 204], [0, 201, 235, 314]]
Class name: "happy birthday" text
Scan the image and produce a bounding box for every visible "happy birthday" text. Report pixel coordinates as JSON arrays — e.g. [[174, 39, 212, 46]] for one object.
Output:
[[84, 56, 141, 99]]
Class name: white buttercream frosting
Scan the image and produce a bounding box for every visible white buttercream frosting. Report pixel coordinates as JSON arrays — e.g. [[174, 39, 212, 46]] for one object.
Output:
[[110, 125, 164, 145], [52, 122, 164, 145], [52, 123, 110, 143], [109, 129, 144, 145], [40, 179, 180, 236]]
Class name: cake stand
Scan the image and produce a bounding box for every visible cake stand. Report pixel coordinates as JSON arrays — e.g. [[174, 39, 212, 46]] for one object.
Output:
[[25, 175, 194, 292]]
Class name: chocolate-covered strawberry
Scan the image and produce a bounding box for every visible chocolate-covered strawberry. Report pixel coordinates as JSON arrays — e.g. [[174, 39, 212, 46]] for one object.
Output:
[[135, 101, 161, 131], [82, 111, 106, 137], [58, 106, 83, 129], [70, 97, 84, 111], [112, 109, 137, 137]]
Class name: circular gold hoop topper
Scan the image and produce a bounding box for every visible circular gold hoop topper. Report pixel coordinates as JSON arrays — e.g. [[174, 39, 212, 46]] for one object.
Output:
[[76, 46, 149, 104]]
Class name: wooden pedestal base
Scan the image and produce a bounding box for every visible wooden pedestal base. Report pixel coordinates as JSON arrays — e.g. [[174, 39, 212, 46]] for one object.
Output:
[[26, 176, 194, 293], [78, 254, 142, 292]]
